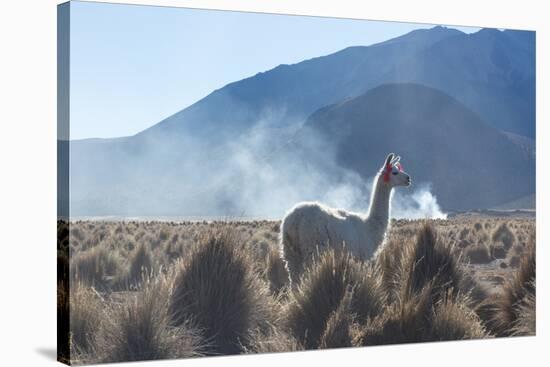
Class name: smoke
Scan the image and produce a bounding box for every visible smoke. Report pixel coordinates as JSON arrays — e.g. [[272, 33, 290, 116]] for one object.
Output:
[[71, 109, 447, 220], [392, 185, 447, 219], [198, 114, 447, 220]]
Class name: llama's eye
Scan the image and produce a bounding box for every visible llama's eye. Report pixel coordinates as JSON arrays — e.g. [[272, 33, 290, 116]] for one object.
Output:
[[392, 171, 398, 175]]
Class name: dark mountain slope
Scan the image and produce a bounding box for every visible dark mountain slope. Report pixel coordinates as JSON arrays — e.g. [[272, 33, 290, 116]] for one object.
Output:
[[301, 83, 535, 210], [384, 29, 535, 137]]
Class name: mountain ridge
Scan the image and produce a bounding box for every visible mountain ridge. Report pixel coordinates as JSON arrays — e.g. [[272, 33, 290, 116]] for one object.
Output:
[[68, 26, 536, 216], [135, 26, 476, 141], [300, 82, 535, 210]]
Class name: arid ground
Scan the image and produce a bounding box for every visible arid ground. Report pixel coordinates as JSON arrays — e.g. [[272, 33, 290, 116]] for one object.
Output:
[[57, 215, 536, 364]]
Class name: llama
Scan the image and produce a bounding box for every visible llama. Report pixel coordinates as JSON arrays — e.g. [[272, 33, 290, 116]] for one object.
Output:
[[279, 153, 411, 284]]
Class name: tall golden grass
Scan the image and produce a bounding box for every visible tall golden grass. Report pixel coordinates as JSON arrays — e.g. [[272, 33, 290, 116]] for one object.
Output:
[[58, 216, 535, 364]]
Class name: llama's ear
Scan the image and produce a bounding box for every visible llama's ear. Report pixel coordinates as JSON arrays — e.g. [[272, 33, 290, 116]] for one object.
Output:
[[385, 153, 394, 166], [391, 155, 401, 165]]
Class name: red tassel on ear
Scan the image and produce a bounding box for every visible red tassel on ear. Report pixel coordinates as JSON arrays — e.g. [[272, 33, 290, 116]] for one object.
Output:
[[383, 163, 391, 183]]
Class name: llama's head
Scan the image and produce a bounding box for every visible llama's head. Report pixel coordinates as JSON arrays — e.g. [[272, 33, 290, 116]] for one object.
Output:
[[380, 153, 411, 187]]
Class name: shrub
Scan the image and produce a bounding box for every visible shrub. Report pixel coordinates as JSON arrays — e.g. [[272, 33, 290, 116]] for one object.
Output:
[[377, 223, 488, 324], [510, 280, 536, 336], [491, 244, 507, 259], [163, 239, 184, 262], [479, 241, 535, 336], [265, 246, 289, 295], [509, 255, 521, 268], [319, 287, 354, 349], [402, 224, 457, 298], [357, 285, 487, 346], [285, 248, 382, 349], [70, 246, 122, 289], [70, 284, 103, 358], [374, 238, 402, 303], [396, 223, 482, 304], [245, 326, 303, 353], [158, 227, 170, 242], [95, 275, 203, 363], [358, 283, 434, 345], [351, 264, 385, 324], [459, 228, 469, 240], [465, 243, 492, 264], [492, 223, 515, 250], [430, 293, 488, 341], [124, 243, 154, 287], [169, 229, 273, 355]]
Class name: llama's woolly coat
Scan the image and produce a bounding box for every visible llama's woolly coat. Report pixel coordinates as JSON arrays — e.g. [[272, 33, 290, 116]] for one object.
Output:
[[279, 153, 409, 284], [280, 199, 388, 283]]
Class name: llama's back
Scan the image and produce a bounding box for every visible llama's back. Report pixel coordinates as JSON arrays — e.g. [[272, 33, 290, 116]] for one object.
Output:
[[280, 202, 366, 283], [279, 202, 322, 283]]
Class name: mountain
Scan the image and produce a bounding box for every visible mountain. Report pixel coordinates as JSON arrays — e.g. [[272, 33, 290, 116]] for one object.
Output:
[[493, 194, 535, 210], [300, 83, 535, 210], [68, 26, 536, 216], [138, 26, 466, 143], [503, 131, 535, 159], [137, 26, 534, 141], [385, 28, 535, 137]]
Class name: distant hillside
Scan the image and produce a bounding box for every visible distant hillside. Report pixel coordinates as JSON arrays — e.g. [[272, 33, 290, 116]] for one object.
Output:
[[503, 131, 535, 159], [138, 26, 466, 142], [300, 83, 535, 211], [68, 26, 536, 216], [493, 194, 536, 210], [137, 26, 534, 141], [385, 29, 535, 137]]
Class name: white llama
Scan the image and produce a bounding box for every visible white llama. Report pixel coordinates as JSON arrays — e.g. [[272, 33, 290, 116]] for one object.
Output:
[[279, 153, 411, 283]]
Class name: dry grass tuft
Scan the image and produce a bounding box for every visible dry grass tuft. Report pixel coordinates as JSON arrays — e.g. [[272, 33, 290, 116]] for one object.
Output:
[[129, 243, 154, 281], [492, 222, 515, 250], [169, 229, 273, 355], [479, 241, 535, 336], [491, 244, 507, 259], [265, 246, 289, 295], [94, 275, 204, 363], [379, 223, 484, 306], [430, 292, 488, 340], [510, 280, 536, 336], [116, 242, 155, 289], [403, 224, 458, 298], [285, 248, 382, 349], [70, 246, 122, 289], [245, 326, 303, 353], [69, 284, 103, 359], [357, 285, 487, 346], [465, 243, 493, 264], [358, 283, 434, 345], [318, 287, 354, 349]]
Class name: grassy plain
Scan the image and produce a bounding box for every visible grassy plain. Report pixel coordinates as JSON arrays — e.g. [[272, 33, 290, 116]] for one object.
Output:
[[57, 215, 536, 364]]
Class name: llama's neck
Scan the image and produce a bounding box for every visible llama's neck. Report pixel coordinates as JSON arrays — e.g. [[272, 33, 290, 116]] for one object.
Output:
[[366, 174, 393, 229]]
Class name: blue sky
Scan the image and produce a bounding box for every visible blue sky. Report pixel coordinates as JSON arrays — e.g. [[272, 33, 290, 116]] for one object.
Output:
[[69, 1, 479, 139]]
